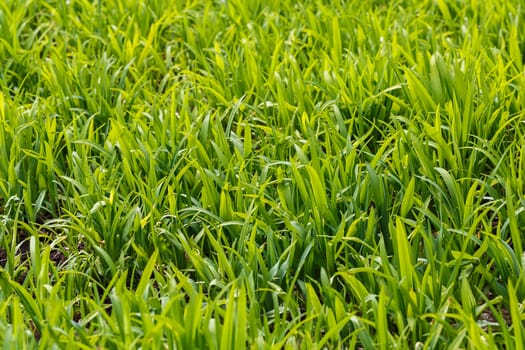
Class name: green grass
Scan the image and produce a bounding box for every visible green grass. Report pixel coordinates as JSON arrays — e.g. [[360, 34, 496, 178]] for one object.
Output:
[[1, 0, 525, 348]]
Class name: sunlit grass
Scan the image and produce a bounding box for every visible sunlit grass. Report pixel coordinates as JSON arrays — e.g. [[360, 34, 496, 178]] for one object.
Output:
[[0, 0, 524, 348]]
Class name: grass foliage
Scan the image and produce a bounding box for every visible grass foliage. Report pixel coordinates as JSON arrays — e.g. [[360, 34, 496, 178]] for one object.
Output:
[[1, 0, 525, 348]]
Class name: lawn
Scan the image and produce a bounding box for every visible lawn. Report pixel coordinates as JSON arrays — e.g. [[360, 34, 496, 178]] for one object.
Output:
[[0, 0, 524, 348]]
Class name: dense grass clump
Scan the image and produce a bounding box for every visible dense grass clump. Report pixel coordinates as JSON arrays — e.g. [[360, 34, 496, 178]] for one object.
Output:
[[1, 0, 525, 348]]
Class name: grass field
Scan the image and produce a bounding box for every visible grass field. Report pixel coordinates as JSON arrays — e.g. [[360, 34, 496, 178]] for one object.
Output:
[[1, 0, 525, 348]]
